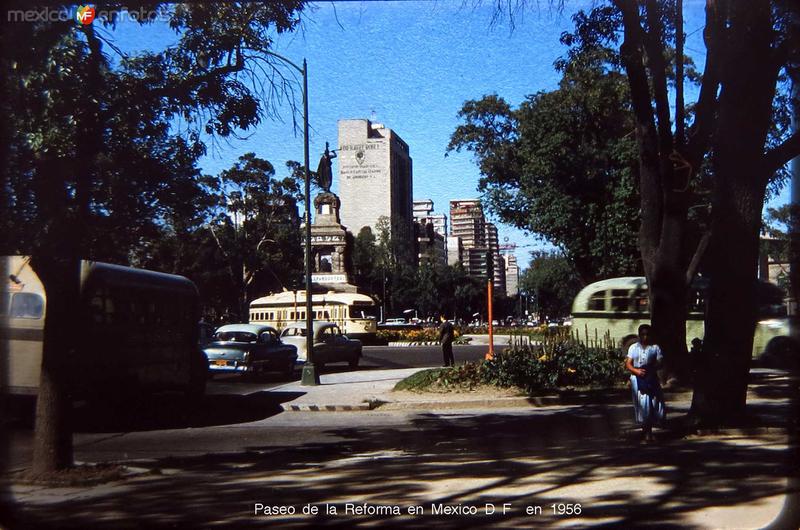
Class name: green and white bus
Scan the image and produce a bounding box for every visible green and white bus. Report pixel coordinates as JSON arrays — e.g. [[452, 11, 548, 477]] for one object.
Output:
[[2, 256, 207, 398], [571, 276, 790, 356]]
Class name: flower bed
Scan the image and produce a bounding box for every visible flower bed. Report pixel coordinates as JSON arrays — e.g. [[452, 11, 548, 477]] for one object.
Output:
[[394, 339, 626, 395]]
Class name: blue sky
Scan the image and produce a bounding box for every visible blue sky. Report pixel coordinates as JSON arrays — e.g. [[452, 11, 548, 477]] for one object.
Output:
[[109, 0, 789, 267]]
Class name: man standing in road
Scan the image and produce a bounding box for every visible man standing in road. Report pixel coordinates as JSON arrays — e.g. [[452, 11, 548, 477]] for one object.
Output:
[[438, 315, 455, 367]]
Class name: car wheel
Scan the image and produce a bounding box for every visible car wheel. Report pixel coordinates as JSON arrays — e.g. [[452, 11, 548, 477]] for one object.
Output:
[[285, 363, 296, 378]]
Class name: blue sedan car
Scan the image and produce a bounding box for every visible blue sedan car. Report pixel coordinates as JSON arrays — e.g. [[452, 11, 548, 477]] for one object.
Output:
[[204, 324, 298, 377]]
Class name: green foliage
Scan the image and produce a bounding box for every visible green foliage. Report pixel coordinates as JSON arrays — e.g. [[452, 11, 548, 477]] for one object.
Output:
[[1, 2, 306, 260], [377, 327, 462, 343], [486, 341, 626, 393], [394, 339, 627, 395], [138, 154, 303, 320], [521, 251, 583, 319], [447, 16, 642, 283], [393, 369, 446, 391], [2, 3, 308, 320]]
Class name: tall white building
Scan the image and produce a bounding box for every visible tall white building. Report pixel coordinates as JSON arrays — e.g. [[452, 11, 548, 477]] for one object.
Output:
[[338, 119, 413, 262]]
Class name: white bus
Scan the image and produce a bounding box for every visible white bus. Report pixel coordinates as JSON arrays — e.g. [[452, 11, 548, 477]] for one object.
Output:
[[248, 290, 378, 341], [571, 276, 790, 357], [2, 256, 207, 398]]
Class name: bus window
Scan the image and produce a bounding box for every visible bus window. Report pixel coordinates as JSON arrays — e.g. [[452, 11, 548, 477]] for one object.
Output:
[[610, 290, 630, 312], [323, 311, 330, 319], [588, 291, 606, 311], [634, 292, 649, 312], [10, 292, 44, 319]]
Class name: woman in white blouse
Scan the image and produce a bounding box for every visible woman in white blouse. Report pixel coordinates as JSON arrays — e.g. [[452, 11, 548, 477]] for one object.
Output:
[[625, 324, 666, 442]]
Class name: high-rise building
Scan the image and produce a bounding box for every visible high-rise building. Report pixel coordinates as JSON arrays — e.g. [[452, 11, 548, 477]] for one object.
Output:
[[413, 199, 448, 267], [449, 199, 486, 249], [505, 254, 520, 297], [338, 120, 413, 261], [447, 236, 463, 266], [413, 199, 447, 237], [449, 200, 507, 286]]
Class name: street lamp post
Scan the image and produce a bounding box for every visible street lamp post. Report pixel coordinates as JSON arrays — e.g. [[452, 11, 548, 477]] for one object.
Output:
[[262, 50, 318, 386]]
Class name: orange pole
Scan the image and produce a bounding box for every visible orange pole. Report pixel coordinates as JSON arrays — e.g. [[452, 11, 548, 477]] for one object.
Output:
[[486, 279, 494, 360]]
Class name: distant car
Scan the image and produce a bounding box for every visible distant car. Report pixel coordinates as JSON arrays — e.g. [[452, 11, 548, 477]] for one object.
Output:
[[280, 321, 362, 369], [204, 324, 298, 377]]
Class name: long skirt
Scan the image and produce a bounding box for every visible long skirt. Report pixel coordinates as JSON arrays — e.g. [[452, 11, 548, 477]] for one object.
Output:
[[630, 375, 666, 427]]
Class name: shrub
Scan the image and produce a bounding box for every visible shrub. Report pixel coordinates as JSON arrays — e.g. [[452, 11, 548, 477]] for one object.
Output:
[[483, 340, 626, 393], [378, 327, 462, 343], [394, 368, 445, 391]]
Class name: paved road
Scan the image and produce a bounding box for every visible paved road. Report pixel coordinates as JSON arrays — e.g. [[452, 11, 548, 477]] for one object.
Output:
[[4, 344, 500, 468], [207, 344, 498, 395]]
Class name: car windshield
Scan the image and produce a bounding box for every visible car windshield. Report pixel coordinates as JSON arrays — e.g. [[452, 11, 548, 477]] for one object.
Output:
[[214, 331, 257, 342], [282, 327, 307, 337]]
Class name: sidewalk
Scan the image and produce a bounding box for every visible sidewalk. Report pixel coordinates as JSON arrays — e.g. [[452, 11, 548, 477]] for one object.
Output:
[[274, 367, 637, 412], [272, 367, 789, 432]]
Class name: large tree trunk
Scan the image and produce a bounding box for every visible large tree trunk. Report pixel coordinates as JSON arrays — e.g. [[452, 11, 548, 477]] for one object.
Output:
[[30, 256, 80, 474], [616, 0, 693, 385], [690, 1, 778, 425]]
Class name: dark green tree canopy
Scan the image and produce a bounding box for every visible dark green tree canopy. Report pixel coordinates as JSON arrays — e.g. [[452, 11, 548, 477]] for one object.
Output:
[[521, 251, 583, 319], [448, 20, 642, 284]]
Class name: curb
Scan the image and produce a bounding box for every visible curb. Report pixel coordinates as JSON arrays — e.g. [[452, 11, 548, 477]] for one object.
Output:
[[386, 341, 474, 347], [279, 390, 698, 413], [281, 403, 371, 412]]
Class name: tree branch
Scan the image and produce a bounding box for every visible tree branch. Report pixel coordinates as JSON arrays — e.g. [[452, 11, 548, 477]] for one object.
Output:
[[643, 0, 674, 159], [764, 129, 800, 175], [614, 0, 663, 246], [675, 0, 685, 150], [154, 49, 245, 100], [685, 230, 710, 287], [685, 0, 724, 170]]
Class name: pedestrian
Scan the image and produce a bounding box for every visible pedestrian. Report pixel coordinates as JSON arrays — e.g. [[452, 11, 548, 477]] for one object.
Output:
[[625, 324, 666, 442], [438, 315, 455, 367]]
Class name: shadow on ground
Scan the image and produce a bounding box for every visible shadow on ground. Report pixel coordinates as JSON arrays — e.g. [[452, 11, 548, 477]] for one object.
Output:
[[5, 371, 799, 529], [5, 390, 305, 434]]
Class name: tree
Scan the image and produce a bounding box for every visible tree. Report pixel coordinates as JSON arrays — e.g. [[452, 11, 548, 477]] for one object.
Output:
[[607, 0, 800, 424], [521, 252, 583, 320], [138, 155, 303, 321], [206, 154, 303, 319], [1, 1, 307, 473], [351, 226, 378, 293], [447, 18, 643, 284]]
